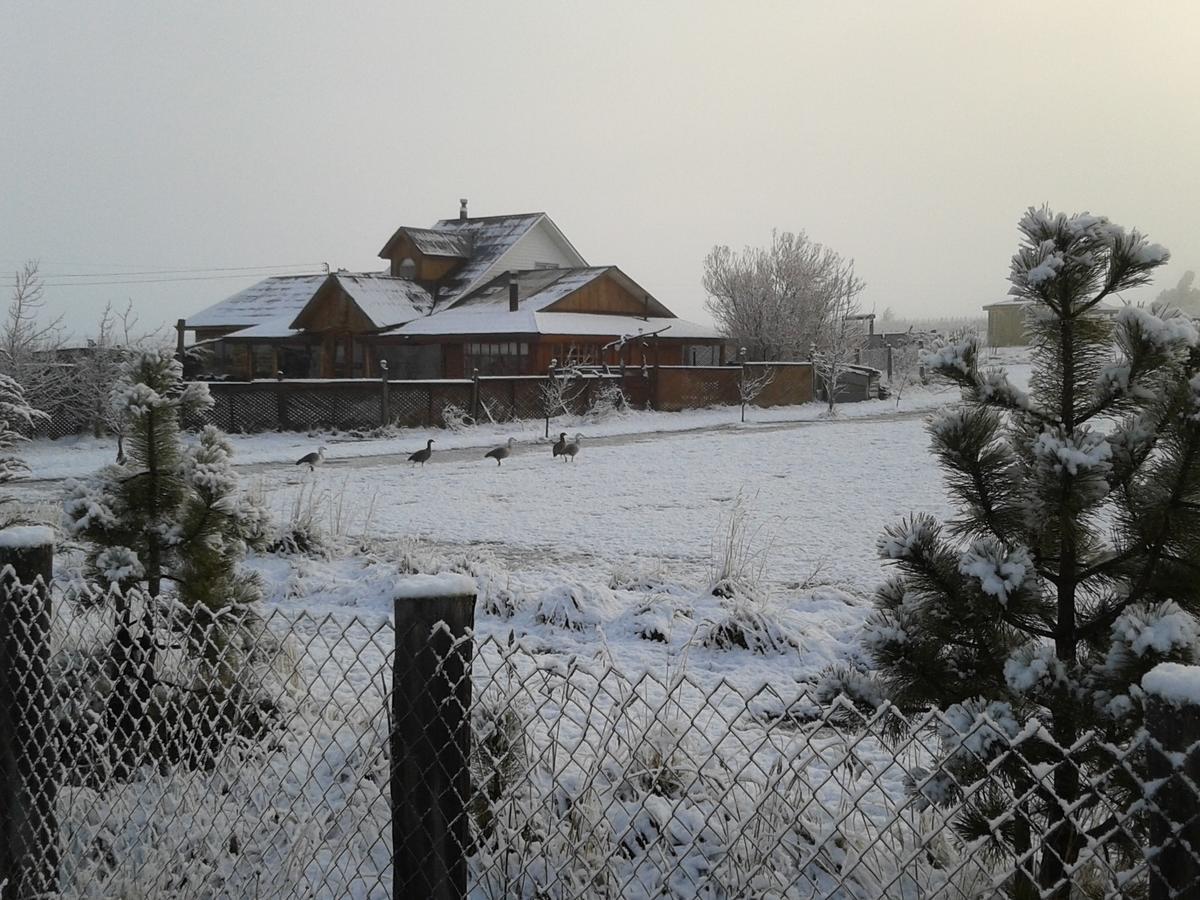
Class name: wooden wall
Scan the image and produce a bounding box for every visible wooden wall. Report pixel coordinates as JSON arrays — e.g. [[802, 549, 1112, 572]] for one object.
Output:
[[546, 276, 652, 316], [385, 234, 463, 282]]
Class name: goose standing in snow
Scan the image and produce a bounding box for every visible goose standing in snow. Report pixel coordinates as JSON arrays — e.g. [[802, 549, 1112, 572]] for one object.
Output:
[[552, 432, 567, 459], [408, 438, 435, 466], [485, 437, 516, 466], [295, 446, 326, 471], [562, 433, 583, 462]]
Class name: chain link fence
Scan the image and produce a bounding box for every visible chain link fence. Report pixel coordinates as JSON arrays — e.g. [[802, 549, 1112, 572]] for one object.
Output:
[[6, 545, 1190, 899]]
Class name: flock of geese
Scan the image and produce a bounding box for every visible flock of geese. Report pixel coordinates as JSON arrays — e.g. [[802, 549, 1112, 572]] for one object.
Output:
[[294, 432, 583, 471]]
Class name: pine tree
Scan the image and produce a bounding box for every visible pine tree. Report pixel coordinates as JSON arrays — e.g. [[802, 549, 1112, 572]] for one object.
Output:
[[0, 372, 47, 485], [63, 350, 268, 681], [855, 208, 1200, 896]]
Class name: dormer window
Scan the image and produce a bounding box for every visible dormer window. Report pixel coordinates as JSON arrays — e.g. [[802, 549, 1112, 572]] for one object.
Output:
[[397, 258, 416, 279]]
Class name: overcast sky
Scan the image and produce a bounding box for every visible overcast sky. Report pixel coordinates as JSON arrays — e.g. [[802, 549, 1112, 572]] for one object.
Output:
[[2, 1, 1197, 337]]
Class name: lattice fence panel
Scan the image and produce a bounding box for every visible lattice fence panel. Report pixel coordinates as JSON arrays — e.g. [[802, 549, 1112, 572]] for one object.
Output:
[[387, 383, 434, 428], [477, 380, 517, 424], [429, 383, 474, 428]]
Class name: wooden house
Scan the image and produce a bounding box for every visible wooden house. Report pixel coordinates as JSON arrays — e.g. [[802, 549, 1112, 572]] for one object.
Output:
[[184, 201, 723, 380], [985, 299, 1119, 347]]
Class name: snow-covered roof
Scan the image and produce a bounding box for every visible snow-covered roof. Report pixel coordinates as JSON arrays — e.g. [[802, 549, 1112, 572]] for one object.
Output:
[[451, 267, 608, 312], [391, 312, 719, 340], [331, 274, 431, 328], [984, 299, 1121, 313], [396, 228, 473, 259], [220, 316, 304, 340], [451, 266, 677, 318], [425, 213, 546, 301], [187, 274, 327, 328]]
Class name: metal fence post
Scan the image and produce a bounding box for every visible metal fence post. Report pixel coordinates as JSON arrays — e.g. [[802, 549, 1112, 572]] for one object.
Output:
[[0, 527, 57, 899], [1144, 664, 1200, 900], [392, 575, 477, 900]]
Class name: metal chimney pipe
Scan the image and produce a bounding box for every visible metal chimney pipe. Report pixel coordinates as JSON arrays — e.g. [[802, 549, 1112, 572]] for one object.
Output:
[[459, 198, 469, 221], [508, 273, 519, 312]]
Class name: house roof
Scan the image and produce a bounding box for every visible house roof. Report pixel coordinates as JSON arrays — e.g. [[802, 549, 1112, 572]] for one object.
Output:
[[325, 273, 431, 329], [187, 274, 328, 328], [451, 266, 676, 317], [389, 311, 719, 341], [383, 227, 473, 259], [219, 316, 304, 340], [424, 213, 547, 302]]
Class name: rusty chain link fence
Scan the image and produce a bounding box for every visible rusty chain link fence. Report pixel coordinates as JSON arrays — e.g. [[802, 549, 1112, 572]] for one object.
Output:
[[4, 544, 1191, 899]]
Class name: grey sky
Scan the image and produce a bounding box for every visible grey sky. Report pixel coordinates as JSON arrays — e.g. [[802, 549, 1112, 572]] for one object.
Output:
[[2, 1, 1197, 337]]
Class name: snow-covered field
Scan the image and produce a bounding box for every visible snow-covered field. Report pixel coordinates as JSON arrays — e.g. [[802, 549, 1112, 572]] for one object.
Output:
[[23, 371, 1039, 898]]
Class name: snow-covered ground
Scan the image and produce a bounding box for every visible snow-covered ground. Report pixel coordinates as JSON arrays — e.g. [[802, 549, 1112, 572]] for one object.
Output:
[[26, 365, 1043, 898], [21, 383, 962, 482]]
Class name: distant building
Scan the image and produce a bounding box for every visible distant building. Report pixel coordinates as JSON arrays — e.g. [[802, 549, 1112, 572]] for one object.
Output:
[[183, 201, 723, 379], [984, 299, 1119, 347]]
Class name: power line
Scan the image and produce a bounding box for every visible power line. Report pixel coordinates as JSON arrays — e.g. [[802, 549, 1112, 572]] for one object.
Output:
[[0, 267, 331, 289], [37, 262, 328, 278]]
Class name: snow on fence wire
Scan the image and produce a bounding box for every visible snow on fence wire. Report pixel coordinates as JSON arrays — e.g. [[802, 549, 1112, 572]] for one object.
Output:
[[6, 539, 1193, 898]]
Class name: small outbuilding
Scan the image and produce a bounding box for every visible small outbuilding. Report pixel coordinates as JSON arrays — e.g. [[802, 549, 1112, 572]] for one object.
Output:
[[985, 299, 1120, 347]]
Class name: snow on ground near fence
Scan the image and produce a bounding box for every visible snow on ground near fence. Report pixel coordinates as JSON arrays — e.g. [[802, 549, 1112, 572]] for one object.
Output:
[[21, 379, 971, 481]]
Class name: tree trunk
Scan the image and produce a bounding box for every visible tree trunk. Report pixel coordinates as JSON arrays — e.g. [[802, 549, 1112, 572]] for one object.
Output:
[[1039, 315, 1082, 898]]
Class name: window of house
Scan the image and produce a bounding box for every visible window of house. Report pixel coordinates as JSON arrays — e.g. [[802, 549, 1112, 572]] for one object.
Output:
[[464, 341, 529, 375], [252, 345, 275, 379]]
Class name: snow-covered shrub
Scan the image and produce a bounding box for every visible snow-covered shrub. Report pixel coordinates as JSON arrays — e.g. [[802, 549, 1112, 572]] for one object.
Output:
[[533, 583, 616, 631], [609, 559, 670, 592], [479, 575, 519, 619], [631, 597, 692, 644], [697, 596, 800, 654], [441, 402, 473, 431], [708, 493, 771, 599], [586, 381, 629, 421]]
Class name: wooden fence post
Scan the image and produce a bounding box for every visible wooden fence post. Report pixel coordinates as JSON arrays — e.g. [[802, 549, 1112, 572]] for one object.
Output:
[[886, 344, 894, 382], [275, 371, 292, 432], [470, 370, 481, 423], [392, 575, 477, 900], [0, 527, 57, 900], [380, 362, 391, 428], [1144, 663, 1200, 900]]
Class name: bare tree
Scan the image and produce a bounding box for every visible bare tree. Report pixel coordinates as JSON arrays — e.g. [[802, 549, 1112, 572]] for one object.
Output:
[[738, 363, 775, 423], [0, 261, 76, 421], [702, 231, 845, 361], [811, 259, 868, 415], [78, 300, 165, 438]]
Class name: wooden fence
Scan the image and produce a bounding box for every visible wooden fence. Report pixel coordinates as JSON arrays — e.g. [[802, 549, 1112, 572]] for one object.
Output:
[[192, 364, 819, 434]]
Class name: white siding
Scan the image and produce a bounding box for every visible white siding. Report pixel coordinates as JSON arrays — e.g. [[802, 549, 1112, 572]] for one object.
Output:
[[480, 219, 586, 286]]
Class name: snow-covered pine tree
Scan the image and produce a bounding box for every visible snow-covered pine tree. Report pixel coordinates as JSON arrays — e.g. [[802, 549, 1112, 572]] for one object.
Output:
[[859, 208, 1200, 896], [0, 371, 47, 486], [63, 350, 268, 682]]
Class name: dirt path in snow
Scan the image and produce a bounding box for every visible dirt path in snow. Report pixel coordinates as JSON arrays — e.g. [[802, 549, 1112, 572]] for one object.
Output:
[[234, 404, 934, 477]]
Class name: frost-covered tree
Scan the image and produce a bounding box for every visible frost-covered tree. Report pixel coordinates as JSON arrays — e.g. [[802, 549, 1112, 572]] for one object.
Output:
[[0, 261, 77, 425], [0, 372, 47, 491], [703, 231, 851, 361], [810, 259, 867, 415], [856, 208, 1200, 896], [63, 351, 268, 667], [1156, 269, 1200, 316]]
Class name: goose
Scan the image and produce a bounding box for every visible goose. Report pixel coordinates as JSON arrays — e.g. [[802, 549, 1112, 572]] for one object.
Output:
[[485, 437, 516, 466], [552, 432, 567, 459], [562, 433, 583, 462], [408, 438, 434, 466], [295, 446, 326, 471]]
